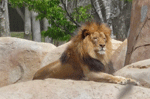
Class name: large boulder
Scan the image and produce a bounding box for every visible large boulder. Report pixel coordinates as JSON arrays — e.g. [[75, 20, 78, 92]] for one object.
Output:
[[111, 39, 127, 72], [111, 39, 123, 53], [0, 79, 149, 99], [41, 41, 71, 67], [41, 39, 122, 68], [125, 0, 150, 65], [114, 59, 150, 88], [0, 37, 56, 87]]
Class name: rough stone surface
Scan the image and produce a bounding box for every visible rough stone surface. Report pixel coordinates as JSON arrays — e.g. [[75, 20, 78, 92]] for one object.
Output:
[[0, 78, 149, 99], [41, 41, 71, 67], [114, 59, 150, 88], [41, 39, 122, 68], [111, 39, 123, 53], [111, 39, 127, 72], [0, 37, 56, 87], [125, 0, 150, 65]]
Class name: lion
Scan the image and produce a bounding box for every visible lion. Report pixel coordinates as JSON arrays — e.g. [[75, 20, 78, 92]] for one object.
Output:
[[33, 22, 139, 85]]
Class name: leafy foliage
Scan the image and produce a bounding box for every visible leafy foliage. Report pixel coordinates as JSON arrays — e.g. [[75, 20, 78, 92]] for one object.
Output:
[[9, 0, 92, 41]]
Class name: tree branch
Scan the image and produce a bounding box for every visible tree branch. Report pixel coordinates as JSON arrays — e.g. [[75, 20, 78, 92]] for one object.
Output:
[[60, 0, 81, 27], [0, 0, 5, 12], [16, 7, 25, 22], [49, 16, 71, 34], [90, 0, 102, 22], [75, 0, 79, 14], [75, 0, 84, 20]]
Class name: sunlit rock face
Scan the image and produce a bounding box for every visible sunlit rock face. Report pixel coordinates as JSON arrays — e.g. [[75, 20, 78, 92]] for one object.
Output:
[[0, 37, 56, 87], [125, 1, 150, 65]]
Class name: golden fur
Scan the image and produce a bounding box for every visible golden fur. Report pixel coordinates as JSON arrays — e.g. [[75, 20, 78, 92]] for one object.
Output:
[[33, 22, 138, 85]]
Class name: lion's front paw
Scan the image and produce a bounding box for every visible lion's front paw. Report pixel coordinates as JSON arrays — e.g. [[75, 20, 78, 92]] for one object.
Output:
[[115, 76, 139, 85]]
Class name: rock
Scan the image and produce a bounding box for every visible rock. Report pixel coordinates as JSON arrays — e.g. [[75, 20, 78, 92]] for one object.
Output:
[[41, 41, 71, 67], [114, 59, 150, 88], [111, 39, 122, 54], [125, 1, 150, 65], [0, 79, 149, 99], [41, 39, 122, 68], [111, 39, 127, 72], [0, 37, 56, 87]]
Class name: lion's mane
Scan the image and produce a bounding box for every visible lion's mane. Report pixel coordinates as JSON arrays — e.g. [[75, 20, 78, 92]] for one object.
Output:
[[60, 22, 112, 73]]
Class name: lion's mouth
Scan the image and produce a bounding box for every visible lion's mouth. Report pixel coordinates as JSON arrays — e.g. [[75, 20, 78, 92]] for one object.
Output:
[[97, 50, 105, 55], [97, 47, 106, 55], [95, 47, 106, 55]]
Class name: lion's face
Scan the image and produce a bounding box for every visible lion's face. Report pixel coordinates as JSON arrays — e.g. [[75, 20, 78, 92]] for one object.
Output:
[[81, 22, 111, 56], [90, 32, 107, 55]]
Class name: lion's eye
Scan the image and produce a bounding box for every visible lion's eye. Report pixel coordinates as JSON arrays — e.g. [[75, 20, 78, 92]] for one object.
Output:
[[104, 38, 106, 41]]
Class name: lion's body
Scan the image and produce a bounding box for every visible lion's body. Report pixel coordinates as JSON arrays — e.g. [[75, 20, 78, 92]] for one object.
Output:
[[33, 22, 138, 85]]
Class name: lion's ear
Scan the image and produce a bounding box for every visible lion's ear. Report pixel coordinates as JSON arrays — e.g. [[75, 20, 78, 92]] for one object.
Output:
[[82, 29, 89, 39]]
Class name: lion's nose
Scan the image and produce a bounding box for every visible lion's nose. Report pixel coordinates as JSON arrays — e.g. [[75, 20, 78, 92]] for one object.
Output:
[[100, 44, 105, 48]]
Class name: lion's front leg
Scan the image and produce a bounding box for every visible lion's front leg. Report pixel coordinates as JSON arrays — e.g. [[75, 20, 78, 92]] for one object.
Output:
[[85, 72, 139, 85], [112, 76, 139, 85]]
